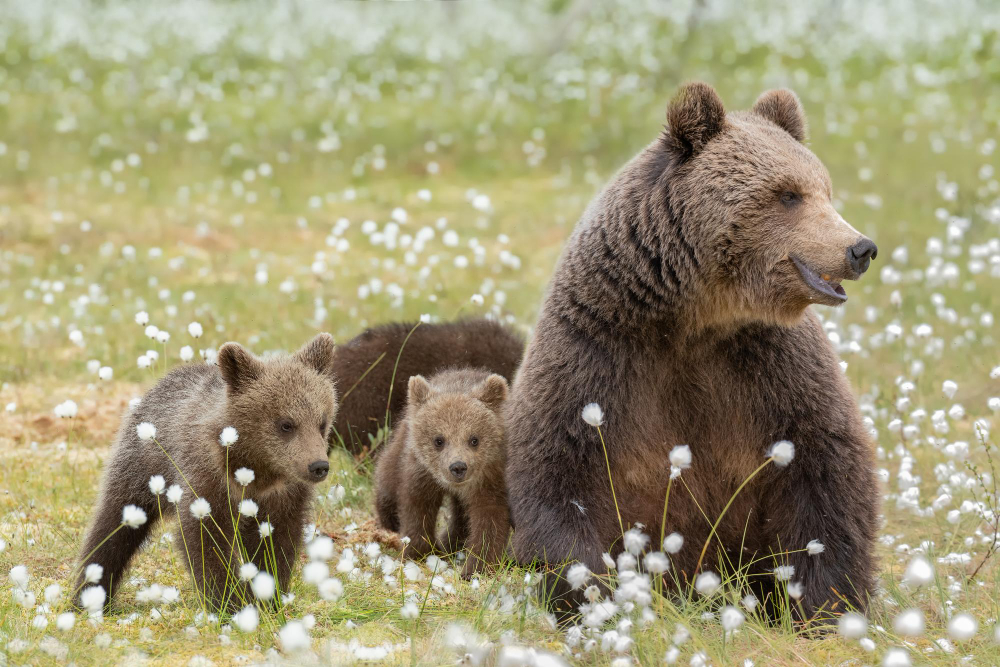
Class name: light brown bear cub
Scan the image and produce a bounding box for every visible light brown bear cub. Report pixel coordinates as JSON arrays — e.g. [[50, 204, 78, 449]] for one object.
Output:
[[375, 368, 510, 578], [76, 334, 337, 612]]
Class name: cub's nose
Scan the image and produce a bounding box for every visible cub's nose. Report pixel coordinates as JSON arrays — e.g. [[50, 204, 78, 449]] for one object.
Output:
[[848, 238, 878, 276], [448, 461, 468, 480], [308, 460, 329, 481]]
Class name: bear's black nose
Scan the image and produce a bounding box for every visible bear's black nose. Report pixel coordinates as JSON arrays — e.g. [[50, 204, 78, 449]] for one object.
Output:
[[449, 461, 468, 480], [847, 238, 878, 276], [308, 460, 329, 481]]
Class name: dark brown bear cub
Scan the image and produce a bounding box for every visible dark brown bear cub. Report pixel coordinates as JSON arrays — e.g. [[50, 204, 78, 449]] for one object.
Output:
[[375, 368, 510, 578], [75, 334, 337, 611]]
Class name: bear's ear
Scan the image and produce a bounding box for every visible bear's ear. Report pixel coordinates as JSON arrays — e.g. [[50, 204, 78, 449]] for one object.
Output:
[[663, 82, 727, 160], [217, 342, 263, 394], [477, 374, 508, 413], [408, 375, 432, 407], [295, 332, 337, 377], [752, 89, 807, 142]]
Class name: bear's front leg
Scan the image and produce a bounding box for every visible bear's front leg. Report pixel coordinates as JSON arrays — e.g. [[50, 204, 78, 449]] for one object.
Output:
[[461, 503, 510, 579], [439, 494, 470, 555], [398, 471, 444, 559]]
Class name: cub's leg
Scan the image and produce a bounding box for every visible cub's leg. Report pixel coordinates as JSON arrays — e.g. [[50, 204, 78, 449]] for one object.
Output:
[[439, 494, 470, 554], [461, 502, 511, 579], [397, 469, 444, 559]]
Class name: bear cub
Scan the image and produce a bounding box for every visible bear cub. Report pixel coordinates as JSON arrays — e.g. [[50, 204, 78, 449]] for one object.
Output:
[[375, 368, 510, 578], [75, 334, 338, 611]]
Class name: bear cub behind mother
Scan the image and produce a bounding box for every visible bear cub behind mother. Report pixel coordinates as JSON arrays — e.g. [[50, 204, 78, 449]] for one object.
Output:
[[505, 82, 880, 620]]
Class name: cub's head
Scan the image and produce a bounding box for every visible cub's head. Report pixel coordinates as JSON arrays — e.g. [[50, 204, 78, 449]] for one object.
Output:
[[405, 373, 508, 490], [217, 333, 338, 486], [660, 82, 877, 327]]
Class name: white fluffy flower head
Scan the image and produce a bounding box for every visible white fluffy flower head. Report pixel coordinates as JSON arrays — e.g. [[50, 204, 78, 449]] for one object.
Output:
[[219, 426, 239, 447], [235, 468, 255, 486], [768, 440, 795, 467], [121, 504, 147, 528], [189, 497, 211, 520], [136, 422, 156, 441], [581, 403, 604, 427]]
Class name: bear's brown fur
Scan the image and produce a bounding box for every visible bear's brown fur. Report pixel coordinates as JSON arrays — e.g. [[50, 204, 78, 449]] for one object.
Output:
[[374, 368, 510, 578], [329, 318, 524, 456], [75, 335, 338, 611], [505, 83, 880, 621]]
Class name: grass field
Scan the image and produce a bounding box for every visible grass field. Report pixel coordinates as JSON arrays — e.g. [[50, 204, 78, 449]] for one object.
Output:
[[2, 0, 1000, 664]]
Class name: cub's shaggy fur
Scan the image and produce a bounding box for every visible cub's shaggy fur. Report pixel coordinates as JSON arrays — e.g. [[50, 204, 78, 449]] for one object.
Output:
[[328, 318, 524, 455], [505, 83, 880, 620], [375, 369, 510, 578], [76, 335, 338, 610]]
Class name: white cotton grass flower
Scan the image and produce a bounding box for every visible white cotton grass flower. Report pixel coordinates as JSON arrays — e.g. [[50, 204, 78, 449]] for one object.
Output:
[[669, 445, 692, 471], [279, 620, 310, 652], [400, 601, 420, 619], [80, 585, 106, 612], [144, 325, 159, 340], [219, 426, 238, 446], [238, 499, 258, 517], [148, 475, 166, 495], [136, 422, 156, 441], [773, 565, 795, 581], [135, 311, 149, 326], [179, 345, 194, 361], [137, 354, 152, 369], [9, 565, 29, 590], [601, 552, 616, 570], [56, 612, 75, 631], [623, 528, 650, 555], [567, 563, 591, 590], [947, 613, 978, 641], [644, 551, 669, 574], [121, 504, 147, 528], [239, 563, 259, 581], [318, 577, 344, 601], [187, 322, 203, 338], [233, 605, 258, 633], [581, 403, 604, 427], [720, 606, 745, 633], [741, 594, 758, 613], [156, 330, 170, 344], [787, 581, 804, 600], [189, 497, 211, 520], [942, 380, 958, 399], [98, 366, 113, 381], [806, 539, 825, 556], [893, 608, 925, 637], [166, 484, 183, 504], [259, 521, 273, 538], [694, 571, 721, 596], [85, 563, 103, 583], [663, 532, 684, 554], [306, 536, 334, 562], [883, 648, 912, 667], [235, 468, 255, 486], [302, 561, 329, 586], [768, 440, 795, 466], [903, 555, 934, 587], [251, 572, 275, 600], [470, 293, 485, 306], [838, 612, 868, 639], [54, 400, 78, 418], [44, 583, 62, 604]]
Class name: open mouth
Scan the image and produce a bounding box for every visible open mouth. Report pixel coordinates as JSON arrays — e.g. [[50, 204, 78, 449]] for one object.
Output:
[[790, 256, 847, 303]]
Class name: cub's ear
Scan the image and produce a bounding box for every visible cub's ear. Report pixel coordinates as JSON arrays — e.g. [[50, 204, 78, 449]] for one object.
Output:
[[752, 89, 807, 142], [663, 82, 726, 160], [408, 375, 432, 407], [217, 343, 263, 394], [295, 333, 337, 377], [477, 374, 509, 413]]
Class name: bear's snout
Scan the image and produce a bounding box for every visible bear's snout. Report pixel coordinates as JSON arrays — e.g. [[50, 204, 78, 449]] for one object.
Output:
[[448, 461, 468, 480], [307, 460, 329, 482], [847, 238, 878, 277]]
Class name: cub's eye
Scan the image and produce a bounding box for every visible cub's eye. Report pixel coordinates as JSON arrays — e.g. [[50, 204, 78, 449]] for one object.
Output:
[[319, 421, 328, 434], [779, 191, 802, 206], [279, 419, 295, 434], [469, 436, 479, 448], [433, 436, 445, 449]]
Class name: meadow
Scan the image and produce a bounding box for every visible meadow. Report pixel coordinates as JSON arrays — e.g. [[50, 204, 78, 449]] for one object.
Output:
[[1, 0, 1000, 664]]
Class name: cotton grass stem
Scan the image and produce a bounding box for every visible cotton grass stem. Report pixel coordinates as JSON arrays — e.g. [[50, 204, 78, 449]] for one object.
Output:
[[595, 424, 625, 541]]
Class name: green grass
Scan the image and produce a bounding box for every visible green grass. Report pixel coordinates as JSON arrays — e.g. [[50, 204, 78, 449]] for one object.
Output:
[[2, 0, 1000, 664]]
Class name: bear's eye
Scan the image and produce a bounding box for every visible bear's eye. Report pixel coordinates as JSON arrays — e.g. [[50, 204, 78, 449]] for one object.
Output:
[[779, 191, 802, 206], [469, 436, 479, 448], [278, 419, 295, 434], [434, 436, 445, 449], [319, 420, 327, 434]]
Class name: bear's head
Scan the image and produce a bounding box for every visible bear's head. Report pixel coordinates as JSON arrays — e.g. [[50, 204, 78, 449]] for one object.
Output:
[[217, 333, 338, 486], [660, 82, 877, 328], [405, 373, 507, 492]]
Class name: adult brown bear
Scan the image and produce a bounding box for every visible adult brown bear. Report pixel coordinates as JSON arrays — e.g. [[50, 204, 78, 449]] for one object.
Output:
[[505, 82, 880, 620]]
